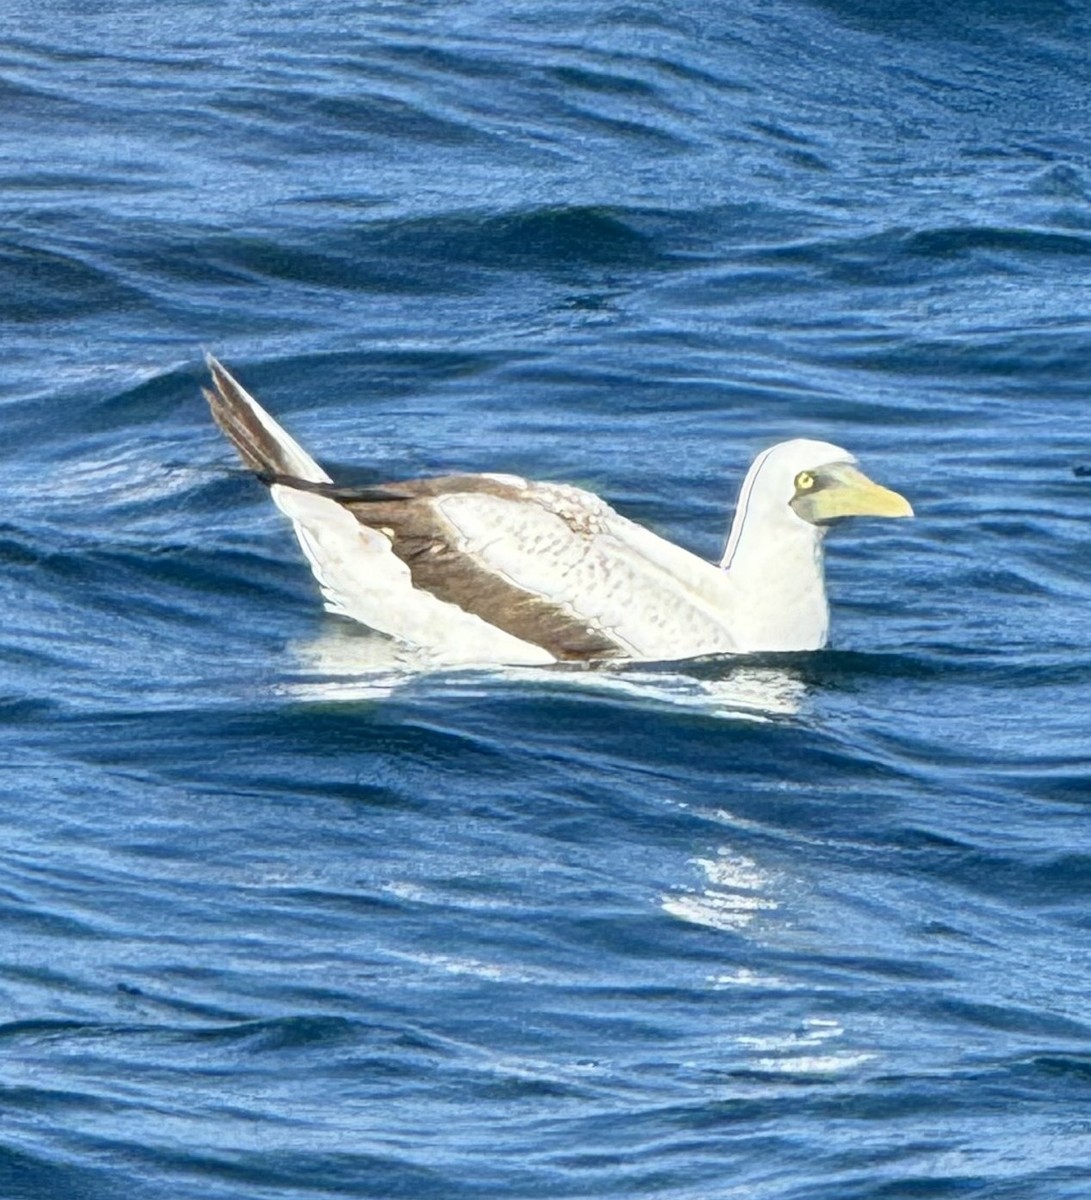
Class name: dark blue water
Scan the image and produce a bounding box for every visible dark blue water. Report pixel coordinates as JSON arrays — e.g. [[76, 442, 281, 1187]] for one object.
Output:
[[3, 2, 1091, 1196]]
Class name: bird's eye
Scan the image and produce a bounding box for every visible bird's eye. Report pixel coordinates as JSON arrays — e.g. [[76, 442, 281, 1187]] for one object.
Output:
[[795, 470, 815, 491]]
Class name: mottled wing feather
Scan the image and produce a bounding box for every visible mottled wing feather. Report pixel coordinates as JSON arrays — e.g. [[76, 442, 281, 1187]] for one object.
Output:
[[339, 480, 625, 660], [341, 479, 741, 661], [431, 489, 741, 660]]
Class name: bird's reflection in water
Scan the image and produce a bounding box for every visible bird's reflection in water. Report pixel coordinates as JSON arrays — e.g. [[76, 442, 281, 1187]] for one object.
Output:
[[280, 622, 809, 720]]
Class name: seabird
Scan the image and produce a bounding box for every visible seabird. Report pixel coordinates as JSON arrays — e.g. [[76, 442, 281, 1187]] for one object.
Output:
[[203, 356, 912, 666]]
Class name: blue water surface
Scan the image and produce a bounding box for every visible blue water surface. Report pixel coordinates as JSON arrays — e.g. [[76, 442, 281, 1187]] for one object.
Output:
[[2, 2, 1091, 1197]]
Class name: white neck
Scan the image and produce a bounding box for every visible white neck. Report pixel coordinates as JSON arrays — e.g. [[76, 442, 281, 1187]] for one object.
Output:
[[719, 498, 830, 653]]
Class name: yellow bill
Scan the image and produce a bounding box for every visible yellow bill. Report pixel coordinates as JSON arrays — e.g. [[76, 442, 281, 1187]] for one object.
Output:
[[791, 462, 913, 524]]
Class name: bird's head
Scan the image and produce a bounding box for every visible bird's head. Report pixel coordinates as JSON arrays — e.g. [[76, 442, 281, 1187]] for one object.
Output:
[[744, 438, 913, 530], [721, 437, 913, 571]]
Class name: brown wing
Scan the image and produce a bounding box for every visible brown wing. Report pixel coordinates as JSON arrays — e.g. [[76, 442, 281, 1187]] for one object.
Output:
[[266, 473, 624, 661]]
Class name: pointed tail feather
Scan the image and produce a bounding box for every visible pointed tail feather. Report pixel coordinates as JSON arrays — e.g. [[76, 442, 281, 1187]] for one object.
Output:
[[203, 354, 331, 485], [201, 354, 558, 666]]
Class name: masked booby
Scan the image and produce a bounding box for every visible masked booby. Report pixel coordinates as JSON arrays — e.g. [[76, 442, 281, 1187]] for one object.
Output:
[[204, 356, 912, 666]]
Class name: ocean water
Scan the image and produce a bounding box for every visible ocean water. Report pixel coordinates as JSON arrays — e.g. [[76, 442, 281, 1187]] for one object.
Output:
[[2, 2, 1091, 1196]]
